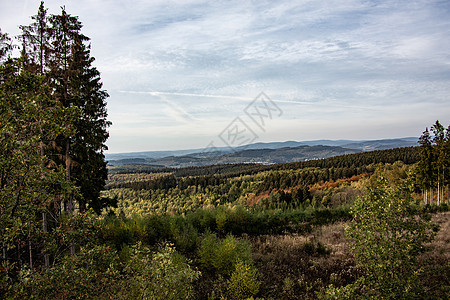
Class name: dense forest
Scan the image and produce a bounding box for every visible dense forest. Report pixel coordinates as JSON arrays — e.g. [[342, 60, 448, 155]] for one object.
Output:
[[1, 3, 450, 300]]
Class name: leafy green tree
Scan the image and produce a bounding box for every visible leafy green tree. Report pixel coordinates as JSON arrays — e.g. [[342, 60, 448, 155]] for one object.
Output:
[[67, 30, 111, 213], [0, 57, 76, 290], [124, 243, 201, 300], [325, 176, 438, 299], [11, 213, 121, 299]]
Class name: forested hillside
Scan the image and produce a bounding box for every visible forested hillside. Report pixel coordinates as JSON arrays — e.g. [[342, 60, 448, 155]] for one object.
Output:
[[103, 147, 420, 216], [1, 3, 449, 300]]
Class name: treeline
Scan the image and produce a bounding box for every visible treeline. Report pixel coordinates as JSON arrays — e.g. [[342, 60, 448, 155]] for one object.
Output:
[[274, 146, 419, 170], [108, 147, 419, 191], [109, 146, 419, 178]]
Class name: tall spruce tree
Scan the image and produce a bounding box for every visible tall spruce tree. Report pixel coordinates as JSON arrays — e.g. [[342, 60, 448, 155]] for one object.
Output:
[[19, 1, 51, 75], [66, 25, 111, 213], [0, 29, 13, 60], [47, 6, 111, 213]]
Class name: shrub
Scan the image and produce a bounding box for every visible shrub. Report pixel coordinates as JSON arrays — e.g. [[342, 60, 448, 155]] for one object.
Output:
[[325, 176, 438, 299], [125, 242, 201, 300], [169, 216, 199, 253], [198, 231, 219, 270], [15, 244, 121, 299], [143, 214, 171, 244], [227, 261, 260, 300], [198, 232, 252, 275]]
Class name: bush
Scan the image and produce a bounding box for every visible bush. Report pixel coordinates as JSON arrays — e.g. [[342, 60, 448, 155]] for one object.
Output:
[[198, 232, 252, 275], [227, 261, 260, 300], [125, 242, 201, 300], [326, 176, 438, 299], [169, 216, 199, 253], [14, 245, 121, 299]]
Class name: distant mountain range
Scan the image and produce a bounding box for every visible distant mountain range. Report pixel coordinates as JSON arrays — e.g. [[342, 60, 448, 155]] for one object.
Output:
[[106, 137, 419, 168]]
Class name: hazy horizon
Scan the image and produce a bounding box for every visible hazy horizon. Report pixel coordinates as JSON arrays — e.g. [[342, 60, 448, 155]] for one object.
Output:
[[2, 0, 449, 153], [105, 136, 419, 155]]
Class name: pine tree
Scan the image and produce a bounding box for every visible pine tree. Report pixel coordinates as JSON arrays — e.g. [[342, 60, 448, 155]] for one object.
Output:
[[66, 29, 111, 213], [431, 120, 446, 205], [47, 6, 111, 213], [0, 29, 13, 60], [19, 1, 51, 74], [417, 128, 434, 204]]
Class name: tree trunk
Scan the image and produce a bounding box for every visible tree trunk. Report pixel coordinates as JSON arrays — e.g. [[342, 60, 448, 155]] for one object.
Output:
[[65, 142, 76, 256], [65, 141, 73, 213], [442, 169, 445, 204], [42, 211, 49, 267], [17, 241, 21, 269], [39, 141, 50, 267], [437, 181, 440, 206], [447, 184, 450, 204], [28, 238, 33, 268]]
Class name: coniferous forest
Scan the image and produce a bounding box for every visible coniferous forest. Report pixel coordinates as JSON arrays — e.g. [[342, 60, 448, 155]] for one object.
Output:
[[1, 3, 449, 300]]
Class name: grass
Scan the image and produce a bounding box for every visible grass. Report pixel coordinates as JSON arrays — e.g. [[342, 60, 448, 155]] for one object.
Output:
[[416, 211, 450, 299], [242, 211, 450, 299]]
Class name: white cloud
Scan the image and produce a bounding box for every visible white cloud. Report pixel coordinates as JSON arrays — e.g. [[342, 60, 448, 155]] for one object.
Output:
[[1, 0, 450, 152]]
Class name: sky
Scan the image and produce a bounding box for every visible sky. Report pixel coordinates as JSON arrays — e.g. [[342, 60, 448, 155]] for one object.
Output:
[[1, 0, 450, 153]]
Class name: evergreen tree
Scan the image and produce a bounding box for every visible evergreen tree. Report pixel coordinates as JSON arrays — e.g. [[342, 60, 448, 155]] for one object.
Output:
[[417, 128, 434, 204], [46, 6, 111, 213], [431, 120, 446, 205], [19, 1, 51, 74], [67, 31, 111, 213], [0, 29, 13, 60]]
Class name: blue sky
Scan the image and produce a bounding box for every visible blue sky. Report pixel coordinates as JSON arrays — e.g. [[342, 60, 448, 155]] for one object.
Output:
[[1, 0, 450, 153]]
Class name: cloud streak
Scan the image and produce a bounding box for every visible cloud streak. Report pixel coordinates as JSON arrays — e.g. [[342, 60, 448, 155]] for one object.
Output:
[[1, 0, 449, 152]]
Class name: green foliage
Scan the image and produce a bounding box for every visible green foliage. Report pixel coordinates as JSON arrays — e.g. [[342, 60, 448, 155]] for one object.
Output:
[[198, 232, 252, 276], [417, 121, 450, 205], [0, 30, 13, 61], [11, 244, 121, 299], [326, 175, 438, 299], [0, 57, 78, 284], [169, 216, 200, 253], [227, 261, 261, 300], [105, 147, 421, 218], [124, 242, 201, 300]]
